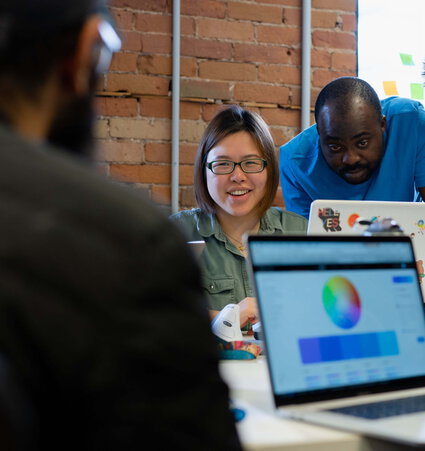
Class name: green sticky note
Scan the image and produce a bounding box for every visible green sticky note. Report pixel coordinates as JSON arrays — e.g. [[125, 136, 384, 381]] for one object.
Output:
[[400, 53, 414, 66], [410, 83, 424, 100]]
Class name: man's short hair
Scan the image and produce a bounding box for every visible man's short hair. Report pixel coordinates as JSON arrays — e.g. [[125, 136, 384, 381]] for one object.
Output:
[[314, 77, 382, 123], [194, 105, 279, 218], [0, 0, 110, 100]]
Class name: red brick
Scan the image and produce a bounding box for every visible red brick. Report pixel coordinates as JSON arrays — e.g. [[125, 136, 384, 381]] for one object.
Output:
[[233, 43, 289, 64], [289, 86, 301, 108], [96, 97, 138, 117], [139, 55, 171, 75], [312, 11, 338, 29], [312, 69, 354, 88], [145, 142, 198, 165], [258, 64, 300, 85], [181, 37, 232, 60], [341, 13, 357, 32], [109, 0, 166, 12], [331, 52, 356, 71], [199, 61, 257, 82], [312, 30, 356, 51], [234, 83, 290, 105], [179, 143, 199, 164], [256, 0, 300, 5], [120, 31, 142, 52], [151, 185, 171, 205], [179, 165, 195, 185], [269, 127, 287, 146], [107, 74, 169, 96], [228, 2, 283, 24], [180, 102, 201, 120], [140, 97, 171, 118], [96, 74, 106, 92], [197, 18, 253, 41], [313, 0, 356, 12], [142, 34, 172, 54], [181, 57, 197, 77], [180, 79, 231, 101], [110, 9, 133, 30], [257, 25, 300, 46], [181, 0, 226, 18], [180, 186, 196, 208], [287, 47, 301, 66], [135, 13, 171, 33], [311, 49, 332, 68], [145, 143, 170, 163], [260, 107, 300, 128], [282, 7, 301, 26], [110, 52, 138, 72], [110, 118, 171, 140], [273, 187, 285, 208], [94, 140, 144, 163], [181, 17, 195, 36], [202, 104, 227, 122], [110, 164, 171, 184]]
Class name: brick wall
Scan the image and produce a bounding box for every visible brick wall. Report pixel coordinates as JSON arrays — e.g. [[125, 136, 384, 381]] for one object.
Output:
[[95, 0, 357, 213]]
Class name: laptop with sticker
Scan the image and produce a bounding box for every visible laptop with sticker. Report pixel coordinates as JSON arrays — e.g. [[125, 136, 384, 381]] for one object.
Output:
[[247, 234, 425, 447], [308, 200, 425, 284]]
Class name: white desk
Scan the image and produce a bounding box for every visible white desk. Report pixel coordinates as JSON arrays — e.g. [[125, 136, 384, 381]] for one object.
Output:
[[219, 357, 413, 451]]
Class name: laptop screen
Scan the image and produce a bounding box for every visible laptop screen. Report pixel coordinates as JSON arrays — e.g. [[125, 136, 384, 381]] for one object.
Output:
[[248, 235, 425, 404]]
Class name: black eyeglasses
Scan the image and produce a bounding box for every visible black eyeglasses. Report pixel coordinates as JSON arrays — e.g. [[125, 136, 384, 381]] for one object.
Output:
[[206, 158, 268, 175]]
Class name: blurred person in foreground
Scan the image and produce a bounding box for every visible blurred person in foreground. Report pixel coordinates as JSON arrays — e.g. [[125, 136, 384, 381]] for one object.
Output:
[[0, 0, 240, 450]]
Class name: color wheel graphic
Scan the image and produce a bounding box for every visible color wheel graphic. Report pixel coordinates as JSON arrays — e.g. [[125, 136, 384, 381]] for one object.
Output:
[[323, 276, 361, 329]]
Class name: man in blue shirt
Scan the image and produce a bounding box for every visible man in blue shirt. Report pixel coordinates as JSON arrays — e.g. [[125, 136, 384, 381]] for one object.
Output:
[[280, 77, 425, 218]]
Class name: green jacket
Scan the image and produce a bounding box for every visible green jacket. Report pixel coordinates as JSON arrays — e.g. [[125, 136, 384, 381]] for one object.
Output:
[[171, 207, 307, 311]]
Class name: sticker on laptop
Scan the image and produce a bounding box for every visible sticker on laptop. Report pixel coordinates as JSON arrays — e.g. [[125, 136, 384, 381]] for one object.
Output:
[[318, 208, 341, 232]]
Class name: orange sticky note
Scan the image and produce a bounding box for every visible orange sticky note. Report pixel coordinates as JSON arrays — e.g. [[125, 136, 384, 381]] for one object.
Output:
[[383, 81, 399, 96]]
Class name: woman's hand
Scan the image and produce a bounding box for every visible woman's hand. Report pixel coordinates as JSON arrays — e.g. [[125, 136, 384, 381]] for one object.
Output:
[[238, 297, 259, 328]]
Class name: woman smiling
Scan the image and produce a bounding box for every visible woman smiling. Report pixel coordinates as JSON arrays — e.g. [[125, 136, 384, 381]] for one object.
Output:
[[171, 105, 306, 328]]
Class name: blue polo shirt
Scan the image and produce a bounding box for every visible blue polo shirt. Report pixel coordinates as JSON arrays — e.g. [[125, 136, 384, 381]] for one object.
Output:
[[280, 97, 425, 218]]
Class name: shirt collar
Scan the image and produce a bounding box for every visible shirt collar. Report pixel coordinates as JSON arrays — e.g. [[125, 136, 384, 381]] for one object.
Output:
[[196, 207, 282, 237]]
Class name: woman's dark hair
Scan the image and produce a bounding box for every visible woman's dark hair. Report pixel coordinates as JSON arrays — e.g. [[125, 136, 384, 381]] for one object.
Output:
[[194, 105, 279, 217], [314, 76, 382, 123]]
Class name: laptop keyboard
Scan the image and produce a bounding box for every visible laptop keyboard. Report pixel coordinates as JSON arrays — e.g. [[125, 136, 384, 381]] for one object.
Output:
[[328, 395, 425, 419]]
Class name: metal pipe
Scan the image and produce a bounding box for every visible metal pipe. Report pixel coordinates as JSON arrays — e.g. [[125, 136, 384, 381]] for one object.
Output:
[[171, 0, 180, 214], [301, 0, 311, 131]]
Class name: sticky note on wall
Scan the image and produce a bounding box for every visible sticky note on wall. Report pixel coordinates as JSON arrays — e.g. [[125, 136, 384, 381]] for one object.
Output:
[[400, 53, 414, 66], [383, 81, 399, 96], [411, 83, 424, 100]]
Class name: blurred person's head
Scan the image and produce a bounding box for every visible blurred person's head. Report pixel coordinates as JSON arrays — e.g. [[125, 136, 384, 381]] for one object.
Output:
[[194, 105, 279, 221], [0, 0, 120, 156], [314, 77, 386, 185]]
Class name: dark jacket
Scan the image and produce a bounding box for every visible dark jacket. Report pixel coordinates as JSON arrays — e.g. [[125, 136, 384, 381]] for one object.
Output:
[[0, 124, 241, 450]]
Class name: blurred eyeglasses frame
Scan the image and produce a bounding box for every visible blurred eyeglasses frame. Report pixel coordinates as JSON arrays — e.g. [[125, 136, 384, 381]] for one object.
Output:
[[95, 19, 122, 74], [206, 158, 268, 175]]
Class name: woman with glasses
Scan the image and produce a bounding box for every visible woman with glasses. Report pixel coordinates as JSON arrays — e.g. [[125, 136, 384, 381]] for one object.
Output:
[[171, 105, 307, 328]]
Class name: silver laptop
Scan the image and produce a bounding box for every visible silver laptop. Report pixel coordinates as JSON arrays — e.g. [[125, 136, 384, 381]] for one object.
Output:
[[247, 234, 425, 447]]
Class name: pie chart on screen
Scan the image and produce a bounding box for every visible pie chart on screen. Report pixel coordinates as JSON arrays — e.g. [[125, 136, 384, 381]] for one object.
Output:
[[323, 276, 361, 329]]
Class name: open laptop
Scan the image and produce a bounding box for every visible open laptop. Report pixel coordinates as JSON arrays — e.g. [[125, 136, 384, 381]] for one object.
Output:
[[247, 234, 425, 447], [308, 199, 425, 263]]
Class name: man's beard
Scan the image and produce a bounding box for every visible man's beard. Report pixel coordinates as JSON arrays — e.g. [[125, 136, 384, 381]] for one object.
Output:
[[338, 162, 372, 185], [47, 92, 95, 159]]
